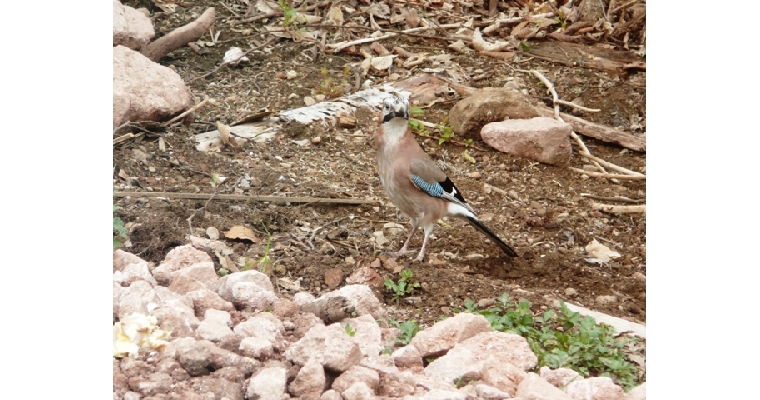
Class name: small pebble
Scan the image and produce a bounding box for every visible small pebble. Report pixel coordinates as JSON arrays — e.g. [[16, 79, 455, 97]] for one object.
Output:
[[564, 288, 577, 297], [311, 136, 321, 144], [315, 94, 326, 102], [206, 227, 220, 240], [275, 72, 286, 79], [632, 272, 645, 281], [304, 96, 315, 106], [595, 295, 617, 305], [469, 171, 481, 179], [286, 70, 298, 80]]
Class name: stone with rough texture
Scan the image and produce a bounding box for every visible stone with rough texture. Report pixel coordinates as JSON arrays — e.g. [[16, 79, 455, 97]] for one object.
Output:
[[422, 389, 467, 400], [113, 45, 194, 128], [324, 267, 345, 289], [273, 298, 300, 319], [289, 357, 326, 399], [481, 117, 573, 166], [320, 389, 342, 400], [475, 383, 513, 400], [565, 377, 625, 400], [231, 282, 278, 310], [114, 260, 158, 287], [239, 336, 274, 359], [345, 266, 384, 287], [343, 314, 382, 357], [516, 372, 573, 400], [449, 87, 540, 139], [176, 341, 214, 377], [285, 323, 362, 372], [247, 367, 287, 400], [539, 366, 581, 388], [294, 291, 317, 306], [152, 245, 214, 286], [342, 382, 376, 400], [623, 382, 645, 400], [318, 285, 387, 319], [377, 369, 416, 397], [113, 282, 123, 319], [113, 0, 155, 50], [480, 358, 527, 396], [332, 365, 380, 393], [190, 375, 243, 400], [292, 312, 325, 340], [391, 344, 423, 370], [424, 331, 536, 387], [118, 280, 157, 319], [233, 312, 284, 345], [165, 337, 259, 377], [151, 297, 200, 338], [410, 312, 491, 357], [114, 250, 146, 272], [169, 263, 219, 294], [195, 309, 234, 342], [186, 289, 235, 317]]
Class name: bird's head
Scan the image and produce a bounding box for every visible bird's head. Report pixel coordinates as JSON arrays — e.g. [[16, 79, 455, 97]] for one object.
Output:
[[382, 95, 409, 123]]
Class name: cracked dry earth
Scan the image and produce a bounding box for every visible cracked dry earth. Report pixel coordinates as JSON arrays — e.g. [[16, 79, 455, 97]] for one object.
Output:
[[114, 0, 646, 384]]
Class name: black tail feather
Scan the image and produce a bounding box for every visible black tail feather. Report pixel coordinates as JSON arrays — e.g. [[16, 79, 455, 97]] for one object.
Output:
[[466, 216, 518, 257]]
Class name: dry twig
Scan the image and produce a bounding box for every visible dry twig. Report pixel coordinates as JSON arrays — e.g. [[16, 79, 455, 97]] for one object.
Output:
[[188, 39, 275, 83], [142, 8, 216, 62], [568, 168, 646, 180], [114, 192, 378, 205], [328, 23, 462, 52], [163, 96, 211, 126], [591, 202, 646, 213]]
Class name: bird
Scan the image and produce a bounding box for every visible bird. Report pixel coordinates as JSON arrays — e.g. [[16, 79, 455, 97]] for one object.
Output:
[[373, 95, 518, 262]]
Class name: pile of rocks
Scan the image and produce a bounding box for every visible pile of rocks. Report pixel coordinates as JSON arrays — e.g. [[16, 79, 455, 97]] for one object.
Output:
[[113, 244, 645, 400]]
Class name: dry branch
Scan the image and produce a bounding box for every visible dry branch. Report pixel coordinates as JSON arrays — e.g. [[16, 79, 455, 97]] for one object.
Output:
[[568, 168, 646, 180], [163, 96, 210, 126], [535, 107, 646, 152], [590, 202, 646, 213], [114, 192, 378, 205], [142, 8, 216, 62], [327, 23, 462, 52]]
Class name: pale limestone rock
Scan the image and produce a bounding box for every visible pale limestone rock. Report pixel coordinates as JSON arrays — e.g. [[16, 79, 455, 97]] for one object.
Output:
[[565, 377, 625, 400], [285, 323, 362, 372], [332, 365, 380, 393], [481, 117, 573, 166], [516, 372, 573, 400], [247, 367, 287, 400], [410, 312, 492, 357], [289, 357, 327, 400], [113, 46, 194, 128]]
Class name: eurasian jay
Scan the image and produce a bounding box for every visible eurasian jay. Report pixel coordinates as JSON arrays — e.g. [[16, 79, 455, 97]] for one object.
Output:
[[374, 95, 518, 262]]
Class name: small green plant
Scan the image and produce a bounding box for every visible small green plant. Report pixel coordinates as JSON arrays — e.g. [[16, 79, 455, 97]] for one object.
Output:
[[384, 316, 422, 345], [384, 269, 420, 301], [519, 41, 531, 51], [218, 268, 230, 276], [258, 223, 274, 274], [317, 66, 351, 98], [113, 205, 129, 250], [464, 138, 474, 147], [436, 117, 455, 145], [278, 0, 297, 27], [381, 347, 392, 355], [455, 293, 642, 391], [344, 322, 356, 337], [408, 107, 431, 137]]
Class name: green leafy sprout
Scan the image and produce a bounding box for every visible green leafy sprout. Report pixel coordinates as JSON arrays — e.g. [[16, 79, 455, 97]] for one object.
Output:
[[382, 316, 421, 346], [113, 205, 129, 250], [455, 293, 642, 391], [384, 269, 420, 301]]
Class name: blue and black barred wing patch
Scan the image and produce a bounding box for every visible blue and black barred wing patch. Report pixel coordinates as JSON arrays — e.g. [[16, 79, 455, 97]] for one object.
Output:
[[411, 174, 474, 213]]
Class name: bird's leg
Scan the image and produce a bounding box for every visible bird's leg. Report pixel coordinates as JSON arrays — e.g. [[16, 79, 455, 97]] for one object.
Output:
[[388, 226, 417, 257], [414, 225, 434, 262]]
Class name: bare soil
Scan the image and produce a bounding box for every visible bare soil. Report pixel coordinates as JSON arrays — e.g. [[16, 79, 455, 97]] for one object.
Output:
[[115, 1, 646, 333]]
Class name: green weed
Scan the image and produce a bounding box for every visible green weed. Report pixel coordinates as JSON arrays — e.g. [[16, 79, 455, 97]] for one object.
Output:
[[384, 269, 420, 301]]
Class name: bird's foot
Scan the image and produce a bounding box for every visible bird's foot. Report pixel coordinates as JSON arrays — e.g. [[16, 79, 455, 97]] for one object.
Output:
[[387, 248, 409, 258], [414, 251, 425, 263]]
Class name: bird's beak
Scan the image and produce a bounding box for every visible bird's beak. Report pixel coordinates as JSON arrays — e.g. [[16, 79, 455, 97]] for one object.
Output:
[[390, 104, 408, 120]]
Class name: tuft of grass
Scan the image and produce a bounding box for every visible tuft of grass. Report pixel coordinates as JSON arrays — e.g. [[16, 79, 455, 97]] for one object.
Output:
[[384, 269, 420, 301], [382, 316, 421, 346], [344, 322, 356, 337], [455, 293, 642, 391], [113, 205, 129, 250], [257, 223, 274, 275]]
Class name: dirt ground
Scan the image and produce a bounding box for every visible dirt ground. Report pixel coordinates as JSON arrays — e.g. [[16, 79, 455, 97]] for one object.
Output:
[[115, 1, 645, 337]]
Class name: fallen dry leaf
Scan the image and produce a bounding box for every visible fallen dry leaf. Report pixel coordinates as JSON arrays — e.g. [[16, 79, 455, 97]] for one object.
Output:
[[584, 239, 621, 263], [370, 55, 396, 71], [224, 225, 259, 242], [472, 28, 514, 52]]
